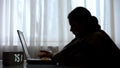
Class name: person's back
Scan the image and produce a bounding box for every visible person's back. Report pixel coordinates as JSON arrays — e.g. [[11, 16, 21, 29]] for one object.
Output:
[[82, 30, 120, 67]]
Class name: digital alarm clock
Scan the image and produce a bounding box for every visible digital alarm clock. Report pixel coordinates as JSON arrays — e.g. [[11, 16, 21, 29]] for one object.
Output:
[[2, 52, 24, 65]]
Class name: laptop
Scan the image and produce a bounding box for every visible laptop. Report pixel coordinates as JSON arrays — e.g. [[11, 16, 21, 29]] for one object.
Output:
[[17, 30, 53, 64]]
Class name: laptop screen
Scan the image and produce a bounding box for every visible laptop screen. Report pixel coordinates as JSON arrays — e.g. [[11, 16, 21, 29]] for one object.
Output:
[[17, 30, 31, 58]]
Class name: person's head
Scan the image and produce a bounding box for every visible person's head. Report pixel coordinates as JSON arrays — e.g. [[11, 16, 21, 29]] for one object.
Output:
[[68, 7, 101, 38]]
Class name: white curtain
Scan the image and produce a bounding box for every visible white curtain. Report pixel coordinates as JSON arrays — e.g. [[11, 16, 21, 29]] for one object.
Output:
[[0, 0, 120, 59]]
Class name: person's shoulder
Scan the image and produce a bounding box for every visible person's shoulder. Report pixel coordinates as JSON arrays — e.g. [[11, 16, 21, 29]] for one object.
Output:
[[92, 30, 108, 38], [85, 30, 107, 44], [93, 30, 104, 35]]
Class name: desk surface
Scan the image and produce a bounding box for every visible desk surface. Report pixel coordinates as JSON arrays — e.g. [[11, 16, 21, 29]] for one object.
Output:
[[0, 60, 83, 68]]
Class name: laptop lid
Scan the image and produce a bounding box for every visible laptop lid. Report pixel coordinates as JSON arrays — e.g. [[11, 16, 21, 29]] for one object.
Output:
[[17, 30, 54, 64], [17, 30, 31, 59]]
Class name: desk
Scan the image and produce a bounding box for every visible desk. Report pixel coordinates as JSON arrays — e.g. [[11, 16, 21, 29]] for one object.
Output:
[[0, 60, 84, 68]]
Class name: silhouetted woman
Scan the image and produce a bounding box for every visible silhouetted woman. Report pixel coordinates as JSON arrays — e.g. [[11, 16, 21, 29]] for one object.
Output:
[[52, 7, 120, 68]]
